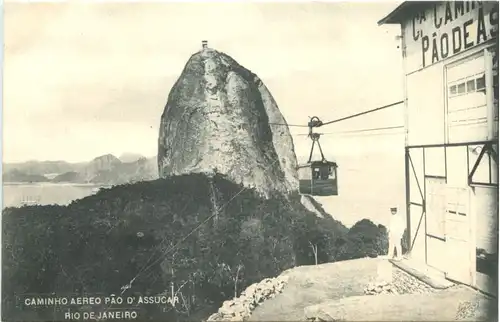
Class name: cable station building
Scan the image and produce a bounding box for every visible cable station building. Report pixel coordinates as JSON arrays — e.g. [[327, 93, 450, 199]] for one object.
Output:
[[379, 1, 499, 295]]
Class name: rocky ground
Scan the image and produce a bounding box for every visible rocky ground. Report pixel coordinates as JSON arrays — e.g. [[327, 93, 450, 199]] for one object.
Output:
[[207, 258, 381, 321], [364, 264, 437, 296], [204, 257, 494, 322]]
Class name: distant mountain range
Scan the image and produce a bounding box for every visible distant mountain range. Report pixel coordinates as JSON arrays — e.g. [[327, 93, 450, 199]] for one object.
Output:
[[3, 153, 158, 185]]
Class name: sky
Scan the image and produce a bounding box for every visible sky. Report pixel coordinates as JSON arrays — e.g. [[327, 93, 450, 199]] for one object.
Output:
[[4, 1, 404, 163]]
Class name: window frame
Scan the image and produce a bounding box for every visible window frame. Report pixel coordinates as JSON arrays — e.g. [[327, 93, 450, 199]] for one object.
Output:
[[444, 46, 496, 143], [448, 73, 486, 99]]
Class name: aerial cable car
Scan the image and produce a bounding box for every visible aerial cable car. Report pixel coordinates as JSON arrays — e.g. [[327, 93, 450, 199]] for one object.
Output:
[[297, 116, 339, 196]]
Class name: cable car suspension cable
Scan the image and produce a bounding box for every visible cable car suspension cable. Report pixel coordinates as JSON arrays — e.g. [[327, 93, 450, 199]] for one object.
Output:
[[319, 100, 404, 127], [294, 125, 404, 136], [269, 100, 404, 128]]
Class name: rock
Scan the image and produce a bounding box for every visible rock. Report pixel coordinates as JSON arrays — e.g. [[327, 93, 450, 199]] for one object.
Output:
[[157, 46, 299, 197], [229, 312, 244, 321], [209, 274, 290, 320], [304, 303, 335, 321], [222, 300, 234, 308], [207, 312, 223, 321], [244, 284, 257, 295], [391, 267, 438, 295]]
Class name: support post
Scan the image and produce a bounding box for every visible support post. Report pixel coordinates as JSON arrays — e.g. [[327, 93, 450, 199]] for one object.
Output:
[[405, 147, 412, 255], [311, 168, 314, 195], [423, 147, 427, 265], [485, 48, 494, 140]]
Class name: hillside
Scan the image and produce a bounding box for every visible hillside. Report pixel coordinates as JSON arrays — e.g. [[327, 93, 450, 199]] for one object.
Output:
[[51, 171, 85, 183], [2, 169, 50, 183], [2, 160, 85, 175], [119, 152, 146, 163], [2, 174, 388, 322]]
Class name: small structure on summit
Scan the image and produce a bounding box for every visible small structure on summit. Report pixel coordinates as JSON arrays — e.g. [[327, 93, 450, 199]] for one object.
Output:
[[202, 40, 208, 49]]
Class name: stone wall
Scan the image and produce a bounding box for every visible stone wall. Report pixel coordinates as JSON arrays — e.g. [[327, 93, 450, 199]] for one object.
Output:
[[206, 275, 289, 321]]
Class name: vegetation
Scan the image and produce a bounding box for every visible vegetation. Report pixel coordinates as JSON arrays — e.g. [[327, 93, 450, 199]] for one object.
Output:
[[2, 174, 389, 321], [332, 219, 389, 260], [402, 228, 410, 254], [476, 248, 498, 277]]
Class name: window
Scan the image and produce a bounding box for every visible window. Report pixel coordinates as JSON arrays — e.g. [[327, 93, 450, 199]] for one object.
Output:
[[448, 73, 487, 98], [457, 83, 466, 94], [445, 52, 488, 143], [477, 74, 486, 91], [312, 168, 320, 179], [467, 80, 476, 92], [330, 167, 336, 180]]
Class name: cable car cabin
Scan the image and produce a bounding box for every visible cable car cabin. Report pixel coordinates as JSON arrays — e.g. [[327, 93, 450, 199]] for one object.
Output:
[[297, 161, 338, 196]]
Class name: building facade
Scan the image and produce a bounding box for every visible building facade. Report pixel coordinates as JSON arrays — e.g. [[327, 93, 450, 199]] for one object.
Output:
[[379, 1, 499, 295]]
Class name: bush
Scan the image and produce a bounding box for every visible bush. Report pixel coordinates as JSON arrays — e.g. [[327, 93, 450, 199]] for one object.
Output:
[[401, 228, 410, 254], [334, 219, 389, 260]]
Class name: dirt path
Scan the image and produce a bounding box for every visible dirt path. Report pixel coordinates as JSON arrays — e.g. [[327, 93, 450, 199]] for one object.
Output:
[[248, 258, 381, 321], [304, 285, 493, 321], [247, 258, 494, 321]]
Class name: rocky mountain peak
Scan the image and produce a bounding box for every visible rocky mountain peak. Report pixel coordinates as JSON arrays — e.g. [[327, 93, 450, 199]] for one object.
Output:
[[158, 47, 299, 197], [87, 154, 121, 173]]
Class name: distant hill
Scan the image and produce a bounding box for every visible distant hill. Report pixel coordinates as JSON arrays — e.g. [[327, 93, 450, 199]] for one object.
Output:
[[51, 171, 85, 183], [119, 152, 146, 163], [2, 160, 85, 175], [3, 154, 158, 184], [78, 155, 157, 184], [2, 169, 50, 183]]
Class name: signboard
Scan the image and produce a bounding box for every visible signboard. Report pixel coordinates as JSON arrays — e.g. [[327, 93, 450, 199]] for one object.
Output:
[[404, 1, 499, 73]]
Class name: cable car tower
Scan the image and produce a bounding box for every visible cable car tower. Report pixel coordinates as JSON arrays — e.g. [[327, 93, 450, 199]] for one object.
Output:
[[297, 116, 339, 196]]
